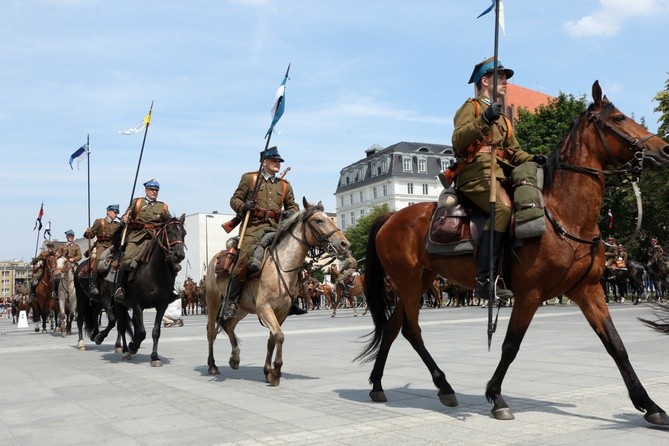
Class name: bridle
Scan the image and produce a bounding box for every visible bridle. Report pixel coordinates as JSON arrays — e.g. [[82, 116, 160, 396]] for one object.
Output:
[[154, 219, 186, 272]]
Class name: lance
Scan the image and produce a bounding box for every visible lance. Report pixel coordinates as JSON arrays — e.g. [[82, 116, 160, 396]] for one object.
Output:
[[487, 0, 502, 351], [85, 134, 94, 291]]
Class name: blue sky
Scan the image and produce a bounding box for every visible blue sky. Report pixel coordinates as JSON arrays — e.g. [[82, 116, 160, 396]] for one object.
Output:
[[2, 0, 669, 261]]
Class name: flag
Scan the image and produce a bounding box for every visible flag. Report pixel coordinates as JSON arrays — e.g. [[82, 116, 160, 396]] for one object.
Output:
[[265, 65, 290, 138], [68, 143, 89, 170], [117, 111, 152, 135], [33, 203, 44, 231], [43, 221, 51, 240], [608, 209, 614, 230], [477, 0, 505, 35]]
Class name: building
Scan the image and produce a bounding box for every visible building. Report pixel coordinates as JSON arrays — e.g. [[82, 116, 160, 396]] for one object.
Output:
[[504, 83, 554, 123], [335, 141, 455, 230], [0, 260, 31, 297]]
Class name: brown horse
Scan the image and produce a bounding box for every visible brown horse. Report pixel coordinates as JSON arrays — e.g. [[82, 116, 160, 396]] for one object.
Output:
[[359, 81, 669, 426], [32, 253, 57, 333], [183, 277, 199, 315], [206, 199, 350, 385], [330, 264, 365, 317]]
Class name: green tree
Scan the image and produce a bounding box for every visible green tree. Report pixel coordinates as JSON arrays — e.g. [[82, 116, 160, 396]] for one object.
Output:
[[344, 203, 391, 269], [653, 73, 669, 140]]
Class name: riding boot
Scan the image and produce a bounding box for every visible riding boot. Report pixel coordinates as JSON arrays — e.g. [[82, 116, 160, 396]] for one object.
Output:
[[219, 278, 245, 324], [475, 230, 513, 303], [113, 267, 127, 303], [89, 272, 99, 295], [288, 298, 308, 316], [248, 232, 276, 273]]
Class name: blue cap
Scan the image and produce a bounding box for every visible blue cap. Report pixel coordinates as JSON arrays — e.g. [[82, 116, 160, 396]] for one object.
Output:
[[106, 204, 120, 212], [65, 229, 75, 237], [468, 57, 514, 85], [143, 178, 160, 189], [261, 146, 284, 162]]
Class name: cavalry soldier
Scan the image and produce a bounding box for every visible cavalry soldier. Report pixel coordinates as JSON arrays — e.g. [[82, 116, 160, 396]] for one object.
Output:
[[29, 242, 56, 298], [220, 146, 302, 323], [648, 236, 664, 262], [83, 204, 121, 295], [615, 244, 628, 269], [336, 254, 357, 297], [451, 57, 542, 301], [56, 230, 83, 264], [113, 179, 172, 302], [604, 236, 618, 269]]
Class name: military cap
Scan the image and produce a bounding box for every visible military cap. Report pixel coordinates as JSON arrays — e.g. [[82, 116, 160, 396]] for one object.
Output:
[[65, 229, 75, 237], [262, 146, 284, 162], [106, 204, 120, 212], [143, 178, 160, 189], [468, 57, 514, 85], [46, 242, 55, 248]]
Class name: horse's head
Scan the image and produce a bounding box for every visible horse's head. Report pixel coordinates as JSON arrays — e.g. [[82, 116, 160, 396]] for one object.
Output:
[[300, 197, 350, 257], [587, 80, 669, 174], [159, 214, 187, 274]]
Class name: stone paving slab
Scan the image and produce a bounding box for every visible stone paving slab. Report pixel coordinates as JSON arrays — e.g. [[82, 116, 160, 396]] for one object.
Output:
[[0, 303, 668, 445]]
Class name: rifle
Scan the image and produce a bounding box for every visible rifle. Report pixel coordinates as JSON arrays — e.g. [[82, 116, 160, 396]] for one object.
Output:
[[222, 166, 291, 233]]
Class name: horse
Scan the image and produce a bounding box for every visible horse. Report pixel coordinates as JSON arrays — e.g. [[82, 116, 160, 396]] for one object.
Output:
[[645, 257, 668, 302], [115, 214, 186, 366], [205, 198, 350, 385], [54, 257, 77, 336], [32, 253, 57, 333], [331, 264, 365, 317], [358, 81, 669, 426], [319, 282, 336, 309], [601, 260, 646, 304], [183, 277, 199, 315]]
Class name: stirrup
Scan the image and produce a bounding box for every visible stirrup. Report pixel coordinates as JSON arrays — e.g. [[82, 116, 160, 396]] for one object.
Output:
[[222, 302, 238, 321], [113, 287, 125, 303]]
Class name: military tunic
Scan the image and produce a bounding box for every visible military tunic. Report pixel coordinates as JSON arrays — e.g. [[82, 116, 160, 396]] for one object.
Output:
[[56, 242, 82, 263], [85, 216, 121, 268], [120, 197, 171, 269], [452, 94, 533, 232], [31, 248, 56, 281], [337, 255, 357, 286], [230, 171, 299, 281]]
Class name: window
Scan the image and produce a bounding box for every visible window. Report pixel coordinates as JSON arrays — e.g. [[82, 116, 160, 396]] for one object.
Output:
[[441, 157, 454, 171], [373, 187, 377, 199], [407, 182, 414, 194], [422, 183, 429, 195], [359, 191, 363, 202], [381, 158, 389, 174], [382, 184, 388, 196], [340, 215, 345, 228], [371, 161, 379, 177], [349, 193, 354, 205], [350, 212, 356, 226], [359, 209, 365, 217], [340, 196, 344, 207], [402, 156, 412, 172], [417, 157, 427, 173]]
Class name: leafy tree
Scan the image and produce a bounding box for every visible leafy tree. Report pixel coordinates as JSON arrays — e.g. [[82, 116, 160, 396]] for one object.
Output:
[[344, 203, 391, 269], [654, 73, 669, 140]]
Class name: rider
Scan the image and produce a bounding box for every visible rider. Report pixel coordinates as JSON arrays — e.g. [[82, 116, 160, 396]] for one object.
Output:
[[648, 236, 667, 275], [29, 242, 56, 298], [615, 244, 628, 269], [336, 254, 357, 297], [604, 236, 618, 269], [220, 146, 302, 323], [83, 204, 121, 295], [113, 179, 172, 302], [56, 230, 83, 265], [451, 57, 542, 301]]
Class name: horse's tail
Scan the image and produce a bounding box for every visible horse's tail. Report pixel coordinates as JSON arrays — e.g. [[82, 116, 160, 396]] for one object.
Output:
[[639, 303, 669, 334], [74, 276, 99, 337], [355, 212, 394, 364]]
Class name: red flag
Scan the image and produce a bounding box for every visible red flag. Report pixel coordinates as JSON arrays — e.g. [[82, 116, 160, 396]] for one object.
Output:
[[33, 203, 44, 231], [607, 208, 613, 230]]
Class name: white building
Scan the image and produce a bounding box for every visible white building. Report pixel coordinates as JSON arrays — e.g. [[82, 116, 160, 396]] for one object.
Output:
[[335, 141, 455, 230]]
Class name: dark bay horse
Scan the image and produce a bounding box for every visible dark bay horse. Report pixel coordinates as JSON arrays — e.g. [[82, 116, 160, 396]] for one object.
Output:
[[116, 214, 186, 366], [359, 81, 669, 426], [32, 253, 56, 333], [206, 199, 350, 385]]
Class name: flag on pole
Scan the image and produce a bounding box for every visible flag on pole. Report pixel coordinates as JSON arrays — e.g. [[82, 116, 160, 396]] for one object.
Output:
[[608, 209, 614, 230], [43, 221, 51, 240], [68, 143, 89, 170], [265, 65, 290, 138], [117, 111, 152, 135], [477, 0, 505, 35], [33, 203, 44, 231]]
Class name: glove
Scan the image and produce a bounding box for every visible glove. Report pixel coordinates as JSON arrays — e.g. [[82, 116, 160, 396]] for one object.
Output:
[[533, 155, 548, 165], [482, 102, 501, 124], [281, 210, 294, 220], [241, 200, 255, 213]]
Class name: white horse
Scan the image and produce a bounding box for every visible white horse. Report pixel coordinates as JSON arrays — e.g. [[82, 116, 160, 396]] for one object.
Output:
[[206, 198, 350, 385], [55, 257, 77, 336]]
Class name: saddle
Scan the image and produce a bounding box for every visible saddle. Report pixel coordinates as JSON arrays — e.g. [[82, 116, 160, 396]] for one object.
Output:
[[214, 248, 237, 277]]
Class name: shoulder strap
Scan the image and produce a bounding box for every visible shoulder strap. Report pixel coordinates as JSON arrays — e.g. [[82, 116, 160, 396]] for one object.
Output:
[[133, 198, 142, 219], [471, 98, 512, 141]]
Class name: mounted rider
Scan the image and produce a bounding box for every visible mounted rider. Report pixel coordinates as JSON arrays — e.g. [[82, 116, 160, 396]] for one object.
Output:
[[451, 57, 543, 301], [648, 236, 667, 275], [29, 242, 56, 298], [83, 204, 121, 295], [604, 236, 618, 269], [113, 179, 172, 302], [336, 254, 357, 296], [219, 146, 303, 323], [56, 230, 83, 264]]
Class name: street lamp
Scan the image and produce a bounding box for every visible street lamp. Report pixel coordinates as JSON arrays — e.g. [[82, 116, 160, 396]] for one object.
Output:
[[205, 214, 214, 270]]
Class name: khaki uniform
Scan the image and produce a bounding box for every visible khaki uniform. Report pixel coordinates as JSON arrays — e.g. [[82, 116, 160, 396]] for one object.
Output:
[[85, 216, 121, 270], [56, 242, 82, 263], [337, 256, 357, 289], [230, 171, 299, 281], [120, 198, 171, 269], [31, 248, 56, 282], [452, 95, 533, 231]]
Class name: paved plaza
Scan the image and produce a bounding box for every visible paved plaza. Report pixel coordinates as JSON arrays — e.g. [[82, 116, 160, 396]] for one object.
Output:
[[1, 302, 668, 445]]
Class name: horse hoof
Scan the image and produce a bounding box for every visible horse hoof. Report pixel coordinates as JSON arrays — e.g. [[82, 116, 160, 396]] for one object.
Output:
[[208, 366, 220, 376], [645, 410, 669, 425], [150, 360, 163, 367], [34, 328, 39, 332], [268, 377, 280, 387], [77, 340, 86, 351], [331, 314, 335, 318], [370, 391, 387, 403], [438, 391, 459, 407], [114, 347, 123, 354], [491, 407, 515, 420], [229, 358, 240, 370], [122, 353, 132, 361], [94, 335, 104, 345]]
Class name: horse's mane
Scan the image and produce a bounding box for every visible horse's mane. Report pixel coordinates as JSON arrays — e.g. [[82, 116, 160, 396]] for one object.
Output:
[[542, 100, 616, 191], [274, 203, 325, 241]]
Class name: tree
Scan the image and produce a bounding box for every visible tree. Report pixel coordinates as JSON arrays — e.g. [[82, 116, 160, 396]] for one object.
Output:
[[344, 203, 391, 269], [653, 73, 669, 140]]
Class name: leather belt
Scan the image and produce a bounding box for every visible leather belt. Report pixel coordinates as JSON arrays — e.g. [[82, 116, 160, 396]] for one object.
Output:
[[476, 145, 506, 158], [252, 209, 281, 220]]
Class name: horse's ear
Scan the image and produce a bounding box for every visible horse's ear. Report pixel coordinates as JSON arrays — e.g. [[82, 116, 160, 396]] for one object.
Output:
[[592, 80, 602, 106], [302, 197, 312, 209], [316, 201, 324, 211], [179, 213, 186, 224]]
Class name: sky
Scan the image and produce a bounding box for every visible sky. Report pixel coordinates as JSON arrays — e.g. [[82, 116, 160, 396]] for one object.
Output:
[[2, 0, 669, 261]]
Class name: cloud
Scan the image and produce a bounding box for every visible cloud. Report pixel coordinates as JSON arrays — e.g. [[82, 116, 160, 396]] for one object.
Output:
[[564, 0, 669, 38]]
